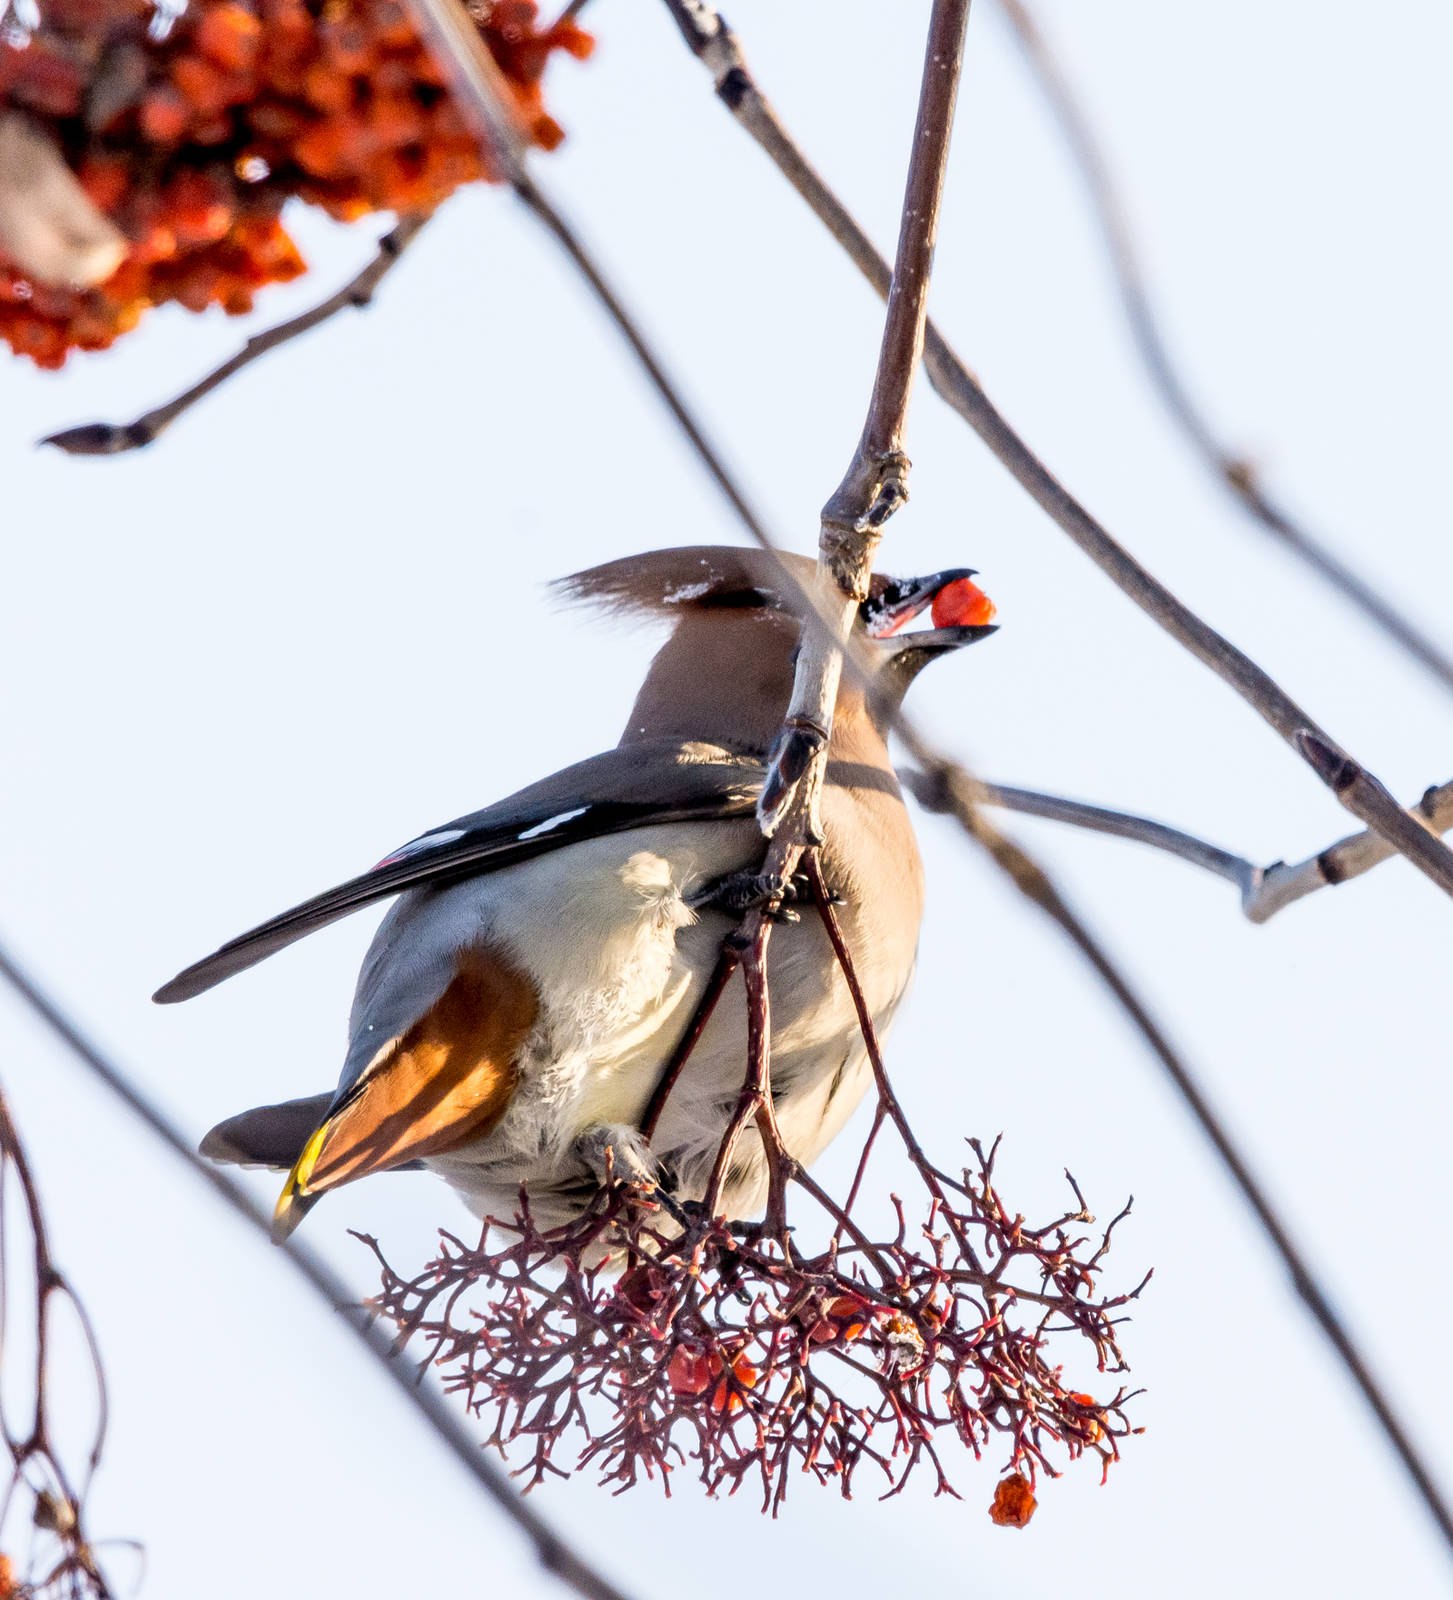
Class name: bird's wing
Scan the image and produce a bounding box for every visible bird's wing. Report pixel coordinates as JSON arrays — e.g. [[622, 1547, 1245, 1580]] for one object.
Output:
[[269, 946, 539, 1240], [155, 740, 764, 1004]]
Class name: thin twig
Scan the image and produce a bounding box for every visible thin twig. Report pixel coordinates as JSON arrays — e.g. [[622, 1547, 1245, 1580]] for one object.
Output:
[[885, 755, 1453, 1554], [0, 1085, 114, 1598], [704, 0, 972, 1247], [0, 937, 642, 1600], [388, 0, 1453, 1544], [757, 0, 970, 843], [973, 779, 1253, 889], [655, 0, 1453, 905], [399, 0, 784, 563], [640, 942, 741, 1141], [42, 217, 428, 456], [47, 0, 1440, 1548], [992, 0, 1453, 695], [1242, 779, 1453, 923], [905, 771, 1453, 923], [803, 854, 986, 1281]]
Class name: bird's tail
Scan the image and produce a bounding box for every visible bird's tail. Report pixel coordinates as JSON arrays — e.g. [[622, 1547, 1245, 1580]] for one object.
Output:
[[199, 1093, 334, 1240], [200, 1093, 335, 1172]]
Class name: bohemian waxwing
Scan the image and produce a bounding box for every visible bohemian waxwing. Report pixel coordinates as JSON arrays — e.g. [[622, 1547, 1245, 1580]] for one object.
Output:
[[156, 547, 996, 1239]]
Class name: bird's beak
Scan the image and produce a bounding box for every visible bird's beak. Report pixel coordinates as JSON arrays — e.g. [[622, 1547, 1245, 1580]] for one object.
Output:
[[862, 568, 980, 638], [878, 622, 998, 662]]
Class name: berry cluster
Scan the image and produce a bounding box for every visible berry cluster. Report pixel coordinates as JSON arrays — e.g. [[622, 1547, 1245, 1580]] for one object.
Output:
[[362, 1140, 1145, 1513], [0, 0, 590, 366]]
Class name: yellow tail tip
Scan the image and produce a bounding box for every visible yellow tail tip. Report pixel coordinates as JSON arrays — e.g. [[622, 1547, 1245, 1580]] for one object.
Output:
[[270, 1186, 311, 1244], [272, 1122, 330, 1244]]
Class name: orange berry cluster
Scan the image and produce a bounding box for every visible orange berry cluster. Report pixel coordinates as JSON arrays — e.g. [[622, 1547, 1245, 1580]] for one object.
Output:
[[0, 0, 591, 366]]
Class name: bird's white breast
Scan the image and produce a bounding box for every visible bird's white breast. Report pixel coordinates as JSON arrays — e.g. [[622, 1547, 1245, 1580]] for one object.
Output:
[[353, 798, 921, 1224]]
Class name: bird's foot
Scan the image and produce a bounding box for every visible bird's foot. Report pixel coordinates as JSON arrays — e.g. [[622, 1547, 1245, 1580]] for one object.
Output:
[[574, 1125, 692, 1225], [690, 869, 841, 923]]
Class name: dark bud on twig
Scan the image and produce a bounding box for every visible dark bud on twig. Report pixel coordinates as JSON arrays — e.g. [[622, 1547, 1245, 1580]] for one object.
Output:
[[1292, 729, 1361, 795], [860, 450, 911, 531], [40, 420, 156, 456]]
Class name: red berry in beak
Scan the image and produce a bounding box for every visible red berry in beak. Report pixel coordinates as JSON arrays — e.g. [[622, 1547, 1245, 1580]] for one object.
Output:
[[931, 576, 996, 628]]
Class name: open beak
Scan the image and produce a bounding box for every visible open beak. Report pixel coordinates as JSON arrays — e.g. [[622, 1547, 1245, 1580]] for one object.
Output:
[[863, 568, 980, 638], [880, 621, 998, 659]]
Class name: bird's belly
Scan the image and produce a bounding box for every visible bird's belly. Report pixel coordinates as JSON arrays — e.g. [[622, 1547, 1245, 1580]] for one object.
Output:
[[433, 914, 912, 1226], [409, 815, 920, 1223], [430, 825, 752, 1177]]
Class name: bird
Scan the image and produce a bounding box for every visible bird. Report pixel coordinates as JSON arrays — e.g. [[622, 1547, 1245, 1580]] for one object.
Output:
[[155, 546, 997, 1241]]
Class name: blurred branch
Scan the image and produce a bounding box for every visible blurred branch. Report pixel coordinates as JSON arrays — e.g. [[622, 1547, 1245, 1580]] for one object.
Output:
[[655, 0, 1453, 906], [903, 772, 1453, 924], [992, 0, 1453, 695], [890, 754, 1453, 1554], [0, 940, 640, 1600], [56, 0, 1441, 1548], [0, 1085, 114, 1599], [400, 0, 782, 556], [973, 780, 1253, 888], [634, 2, 1453, 1551], [42, 217, 428, 457]]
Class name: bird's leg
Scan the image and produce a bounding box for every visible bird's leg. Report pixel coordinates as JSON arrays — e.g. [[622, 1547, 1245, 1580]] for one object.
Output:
[[698, 919, 795, 1252]]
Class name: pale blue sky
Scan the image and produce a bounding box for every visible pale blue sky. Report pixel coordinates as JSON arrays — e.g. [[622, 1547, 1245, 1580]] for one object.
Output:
[[2, 3, 1451, 1595]]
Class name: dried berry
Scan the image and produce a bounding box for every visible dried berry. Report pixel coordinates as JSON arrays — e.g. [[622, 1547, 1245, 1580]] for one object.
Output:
[[988, 1472, 1037, 1529]]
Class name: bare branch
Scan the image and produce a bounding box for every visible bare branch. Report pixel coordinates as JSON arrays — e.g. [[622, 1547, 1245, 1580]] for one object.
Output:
[[908, 770, 1453, 923], [1244, 779, 1453, 923], [0, 1084, 115, 1598], [992, 0, 1453, 696], [669, 0, 976, 1270], [974, 780, 1254, 889], [657, 0, 1453, 906], [142, 0, 1448, 1544], [0, 939, 642, 1600], [886, 752, 1453, 1553], [760, 0, 970, 841], [43, 217, 428, 457]]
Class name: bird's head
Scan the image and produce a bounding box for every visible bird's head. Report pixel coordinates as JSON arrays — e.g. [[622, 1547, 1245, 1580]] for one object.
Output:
[[858, 565, 998, 712], [556, 546, 997, 752]]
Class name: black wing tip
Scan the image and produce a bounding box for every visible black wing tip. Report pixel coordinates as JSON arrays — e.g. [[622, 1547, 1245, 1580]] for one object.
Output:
[[153, 964, 216, 1004]]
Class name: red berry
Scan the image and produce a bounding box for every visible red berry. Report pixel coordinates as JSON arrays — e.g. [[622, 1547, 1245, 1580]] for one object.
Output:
[[931, 577, 997, 629]]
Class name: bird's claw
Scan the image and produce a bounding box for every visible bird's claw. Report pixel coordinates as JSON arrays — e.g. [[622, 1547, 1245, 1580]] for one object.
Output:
[[691, 869, 841, 921]]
